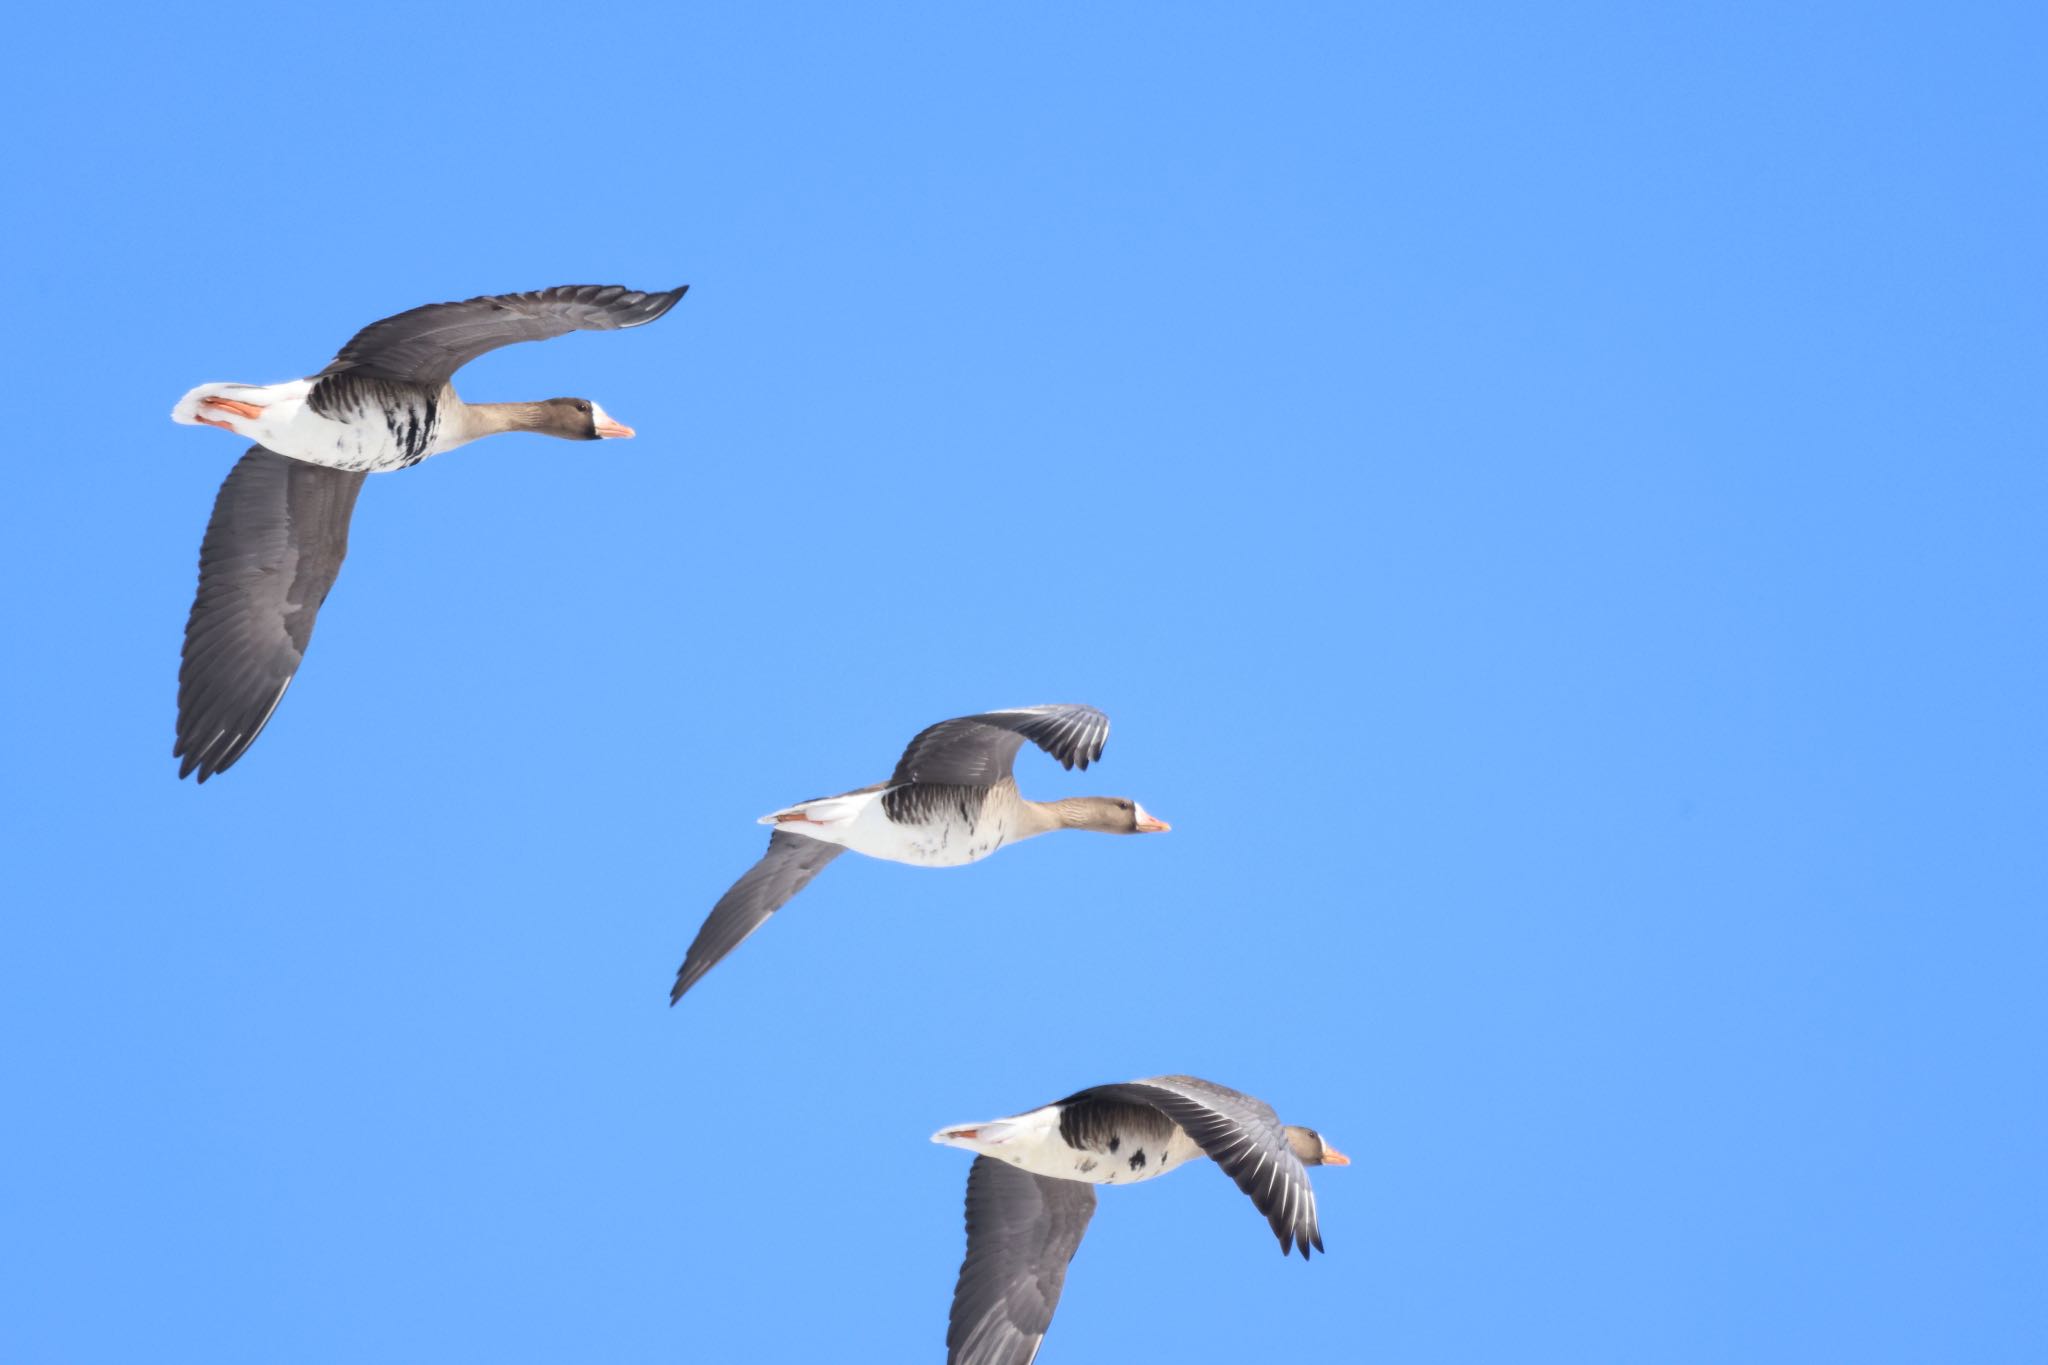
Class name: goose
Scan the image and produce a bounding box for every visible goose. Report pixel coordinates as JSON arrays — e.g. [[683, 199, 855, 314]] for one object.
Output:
[[935, 1075, 1349, 1365], [168, 283, 686, 781], [669, 704, 1168, 1003]]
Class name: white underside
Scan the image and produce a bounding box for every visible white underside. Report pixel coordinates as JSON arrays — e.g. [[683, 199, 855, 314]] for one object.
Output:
[[172, 378, 453, 473], [760, 787, 1018, 868], [932, 1105, 1206, 1186]]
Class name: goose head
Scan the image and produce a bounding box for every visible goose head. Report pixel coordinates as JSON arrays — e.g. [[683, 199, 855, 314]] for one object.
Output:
[[1283, 1125, 1350, 1167], [533, 398, 636, 440], [1055, 796, 1171, 834]]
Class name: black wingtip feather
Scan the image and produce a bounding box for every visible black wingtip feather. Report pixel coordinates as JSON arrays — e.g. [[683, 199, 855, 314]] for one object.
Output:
[[669, 957, 704, 1005], [630, 285, 689, 326]]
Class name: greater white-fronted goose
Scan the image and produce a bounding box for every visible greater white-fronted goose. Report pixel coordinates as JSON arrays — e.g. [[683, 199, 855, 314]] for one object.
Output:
[[669, 704, 1167, 1003], [935, 1075, 1349, 1365], [168, 284, 686, 781]]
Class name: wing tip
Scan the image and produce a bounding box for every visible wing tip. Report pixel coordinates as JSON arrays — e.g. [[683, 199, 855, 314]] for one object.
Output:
[[173, 734, 242, 783], [669, 957, 705, 1005], [630, 284, 690, 325]]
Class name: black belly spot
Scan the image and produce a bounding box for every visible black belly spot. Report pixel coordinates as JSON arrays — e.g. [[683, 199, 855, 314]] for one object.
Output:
[[1108, 1136, 1120, 1153], [1129, 1149, 1147, 1171]]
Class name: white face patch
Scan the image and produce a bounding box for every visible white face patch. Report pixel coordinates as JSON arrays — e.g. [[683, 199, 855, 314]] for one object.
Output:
[[590, 401, 614, 432]]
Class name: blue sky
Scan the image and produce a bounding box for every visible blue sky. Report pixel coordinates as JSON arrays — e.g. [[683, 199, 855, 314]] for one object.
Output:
[[3, 2, 2044, 1361]]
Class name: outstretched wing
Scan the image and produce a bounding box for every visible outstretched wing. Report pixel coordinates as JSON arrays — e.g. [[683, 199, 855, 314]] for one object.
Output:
[[175, 447, 366, 782], [320, 284, 687, 386], [669, 832, 846, 1003], [1066, 1075, 1324, 1257], [947, 1157, 1096, 1365], [889, 705, 1110, 789]]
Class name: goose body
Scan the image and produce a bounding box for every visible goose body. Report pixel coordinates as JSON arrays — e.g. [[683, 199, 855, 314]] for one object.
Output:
[[758, 782, 1033, 868], [169, 283, 686, 781], [172, 376, 436, 473], [171, 376, 633, 474], [669, 704, 1169, 1003], [938, 1098, 1207, 1185], [934, 1075, 1349, 1365]]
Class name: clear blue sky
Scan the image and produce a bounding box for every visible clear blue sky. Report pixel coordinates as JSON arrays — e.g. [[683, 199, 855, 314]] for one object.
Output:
[[3, 3, 2043, 1361]]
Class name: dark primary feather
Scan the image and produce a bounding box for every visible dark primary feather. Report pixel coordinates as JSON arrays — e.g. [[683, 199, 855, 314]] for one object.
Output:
[[1064, 1076, 1325, 1258], [320, 283, 688, 386], [948, 1157, 1096, 1365], [175, 447, 366, 782], [889, 705, 1110, 789], [669, 831, 846, 1003]]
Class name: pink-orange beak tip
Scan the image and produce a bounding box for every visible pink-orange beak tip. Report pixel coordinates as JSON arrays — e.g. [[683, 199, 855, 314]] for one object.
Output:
[[1322, 1145, 1351, 1167], [596, 418, 636, 439], [1136, 814, 1171, 833]]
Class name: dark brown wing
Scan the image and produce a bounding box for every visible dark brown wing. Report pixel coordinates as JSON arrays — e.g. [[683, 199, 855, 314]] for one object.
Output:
[[947, 1157, 1096, 1365], [889, 705, 1110, 789], [175, 447, 366, 782], [320, 284, 687, 386], [669, 832, 847, 1003]]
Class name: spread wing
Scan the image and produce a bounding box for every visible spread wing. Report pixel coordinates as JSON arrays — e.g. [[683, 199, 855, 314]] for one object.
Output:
[[1068, 1076, 1324, 1258], [947, 1157, 1096, 1365], [669, 831, 846, 1003], [175, 447, 366, 782], [320, 284, 687, 386], [889, 705, 1109, 789]]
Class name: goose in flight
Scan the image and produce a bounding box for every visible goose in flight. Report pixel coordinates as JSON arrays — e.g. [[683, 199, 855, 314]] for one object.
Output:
[[168, 283, 686, 781], [669, 704, 1167, 1003], [935, 1074, 1349, 1365]]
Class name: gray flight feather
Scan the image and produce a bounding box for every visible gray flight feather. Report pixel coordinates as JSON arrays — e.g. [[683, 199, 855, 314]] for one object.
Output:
[[318, 284, 688, 387], [947, 1157, 1097, 1365], [888, 705, 1110, 789], [669, 831, 847, 1003], [175, 447, 366, 783]]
